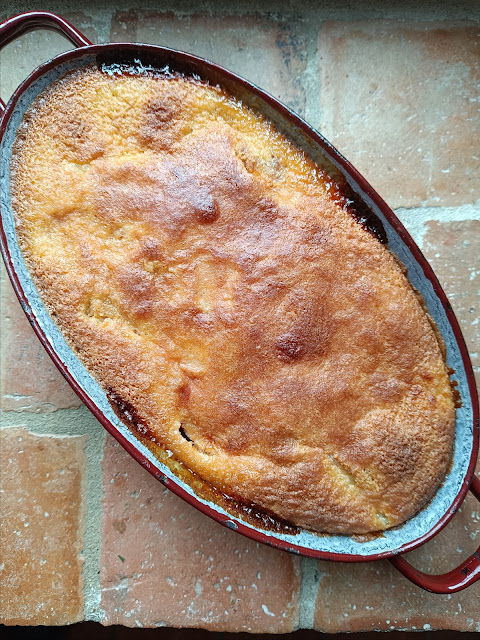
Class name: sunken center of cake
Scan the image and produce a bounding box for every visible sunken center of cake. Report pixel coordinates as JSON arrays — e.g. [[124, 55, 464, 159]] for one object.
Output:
[[11, 65, 455, 534]]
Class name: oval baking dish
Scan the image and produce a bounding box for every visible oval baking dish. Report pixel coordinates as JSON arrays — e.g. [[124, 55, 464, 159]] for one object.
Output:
[[0, 12, 479, 593]]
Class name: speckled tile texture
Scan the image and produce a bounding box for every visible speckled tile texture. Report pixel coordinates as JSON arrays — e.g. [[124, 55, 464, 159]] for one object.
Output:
[[0, 428, 86, 625], [0, 0, 479, 630], [100, 438, 301, 632]]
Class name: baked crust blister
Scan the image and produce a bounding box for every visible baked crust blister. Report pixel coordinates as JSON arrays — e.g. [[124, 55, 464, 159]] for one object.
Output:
[[10, 65, 455, 534]]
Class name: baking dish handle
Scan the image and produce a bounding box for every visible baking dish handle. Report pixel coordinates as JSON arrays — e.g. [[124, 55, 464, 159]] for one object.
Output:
[[389, 474, 480, 593], [0, 11, 92, 114]]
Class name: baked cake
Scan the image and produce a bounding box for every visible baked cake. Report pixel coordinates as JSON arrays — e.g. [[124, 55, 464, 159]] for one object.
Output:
[[10, 64, 455, 534]]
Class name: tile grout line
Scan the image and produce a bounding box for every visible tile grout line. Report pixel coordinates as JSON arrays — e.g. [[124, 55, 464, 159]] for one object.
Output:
[[90, 9, 115, 44], [0, 405, 100, 433], [298, 557, 327, 630], [394, 203, 480, 250], [82, 424, 106, 622], [300, 15, 323, 131], [0, 406, 107, 622]]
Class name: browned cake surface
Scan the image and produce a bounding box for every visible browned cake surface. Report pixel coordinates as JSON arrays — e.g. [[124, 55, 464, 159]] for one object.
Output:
[[11, 65, 455, 534]]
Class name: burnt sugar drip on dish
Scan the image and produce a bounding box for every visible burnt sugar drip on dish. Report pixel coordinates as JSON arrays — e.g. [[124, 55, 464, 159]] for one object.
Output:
[[10, 64, 455, 535]]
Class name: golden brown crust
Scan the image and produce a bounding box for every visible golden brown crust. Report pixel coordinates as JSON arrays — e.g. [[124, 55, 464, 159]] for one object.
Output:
[[11, 66, 455, 534]]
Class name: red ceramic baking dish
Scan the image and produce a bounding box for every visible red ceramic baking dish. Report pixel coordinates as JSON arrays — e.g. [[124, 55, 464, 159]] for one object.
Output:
[[1, 12, 479, 593]]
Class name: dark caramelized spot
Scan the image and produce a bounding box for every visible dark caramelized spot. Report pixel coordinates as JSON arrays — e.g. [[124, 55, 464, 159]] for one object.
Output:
[[117, 264, 154, 318], [167, 164, 220, 227], [107, 388, 153, 439], [451, 380, 463, 408], [177, 382, 191, 406], [257, 197, 278, 222], [376, 434, 420, 481], [147, 97, 178, 124], [197, 198, 220, 223], [179, 424, 193, 443], [276, 332, 304, 361], [447, 370, 462, 407], [139, 237, 166, 261], [221, 494, 301, 535], [140, 88, 188, 151], [272, 295, 333, 364], [329, 179, 388, 244]]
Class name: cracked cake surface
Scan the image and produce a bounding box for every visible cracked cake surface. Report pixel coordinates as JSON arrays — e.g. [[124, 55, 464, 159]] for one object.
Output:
[[10, 64, 455, 534]]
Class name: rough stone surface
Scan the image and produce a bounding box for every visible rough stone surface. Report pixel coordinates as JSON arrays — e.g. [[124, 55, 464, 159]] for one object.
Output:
[[318, 22, 480, 208], [423, 220, 480, 387], [110, 10, 307, 116], [0, 269, 82, 412], [0, 427, 86, 625], [100, 437, 301, 631]]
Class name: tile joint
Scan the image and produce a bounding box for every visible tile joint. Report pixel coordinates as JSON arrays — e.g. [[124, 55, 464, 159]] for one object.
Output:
[[298, 556, 327, 629]]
